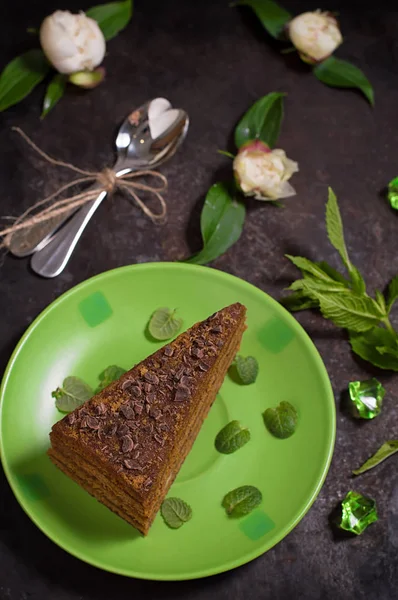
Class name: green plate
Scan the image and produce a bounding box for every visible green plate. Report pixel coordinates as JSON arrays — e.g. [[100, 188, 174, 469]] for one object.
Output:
[[0, 263, 335, 580]]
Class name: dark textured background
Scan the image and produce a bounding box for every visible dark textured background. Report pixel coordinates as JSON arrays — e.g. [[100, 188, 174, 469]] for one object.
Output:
[[1, 0, 398, 598]]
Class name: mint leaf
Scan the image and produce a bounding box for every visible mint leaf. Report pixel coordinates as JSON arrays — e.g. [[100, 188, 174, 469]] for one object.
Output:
[[317, 292, 385, 333], [86, 0, 133, 41], [0, 50, 50, 112], [349, 328, 398, 371], [325, 188, 353, 272], [387, 275, 398, 313], [286, 254, 342, 284], [184, 183, 246, 265], [235, 355, 259, 384], [41, 74, 66, 118], [161, 497, 192, 529], [375, 290, 387, 314], [148, 307, 182, 341], [349, 266, 367, 295], [353, 441, 398, 475], [316, 261, 350, 285], [313, 56, 374, 106], [52, 376, 93, 413], [234, 92, 285, 149], [215, 420, 251, 454], [95, 365, 126, 393], [289, 278, 349, 295], [263, 401, 297, 438], [222, 485, 262, 517], [280, 291, 318, 312], [234, 0, 291, 39]]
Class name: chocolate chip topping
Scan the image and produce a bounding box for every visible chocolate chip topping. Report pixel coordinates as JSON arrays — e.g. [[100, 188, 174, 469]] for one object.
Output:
[[130, 385, 142, 397], [120, 404, 135, 419], [144, 371, 159, 385], [117, 424, 129, 437], [153, 434, 164, 446], [66, 413, 76, 425], [211, 325, 222, 333], [124, 459, 142, 471], [174, 366, 185, 381], [121, 379, 134, 392], [180, 375, 192, 387], [121, 435, 135, 453], [164, 345, 174, 357], [144, 383, 153, 393], [134, 403, 144, 415], [146, 392, 156, 403], [191, 347, 204, 359], [86, 416, 100, 430], [174, 385, 190, 402], [198, 361, 210, 371], [95, 403, 107, 415], [149, 407, 162, 420]]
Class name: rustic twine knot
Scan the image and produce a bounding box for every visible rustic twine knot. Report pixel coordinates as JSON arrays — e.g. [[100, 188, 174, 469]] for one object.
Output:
[[0, 127, 168, 250]]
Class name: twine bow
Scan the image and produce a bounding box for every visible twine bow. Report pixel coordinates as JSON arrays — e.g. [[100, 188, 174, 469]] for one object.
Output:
[[0, 127, 168, 250]]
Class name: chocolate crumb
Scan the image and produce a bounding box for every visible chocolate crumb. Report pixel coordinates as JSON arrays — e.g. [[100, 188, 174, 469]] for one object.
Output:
[[66, 413, 76, 425], [164, 345, 174, 357], [144, 477, 152, 487], [146, 392, 156, 403], [182, 354, 189, 365], [191, 347, 204, 359], [101, 445, 108, 452], [130, 385, 142, 397], [144, 372, 159, 385], [149, 407, 162, 420], [194, 336, 206, 347], [126, 420, 138, 429], [174, 366, 185, 381], [216, 340, 224, 348], [180, 375, 192, 387], [211, 325, 222, 333], [117, 424, 130, 437], [145, 404, 150, 414], [121, 380, 134, 392], [144, 383, 153, 393], [198, 361, 210, 371], [106, 423, 118, 436], [132, 450, 140, 459], [121, 435, 134, 453], [153, 434, 164, 446], [174, 385, 190, 402], [86, 416, 100, 430], [95, 403, 107, 415], [81, 416, 89, 428], [134, 403, 144, 415], [124, 459, 143, 471], [120, 404, 135, 419]]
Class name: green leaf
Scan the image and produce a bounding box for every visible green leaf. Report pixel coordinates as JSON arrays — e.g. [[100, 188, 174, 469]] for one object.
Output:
[[215, 420, 251, 454], [95, 365, 126, 393], [235, 355, 259, 384], [234, 92, 285, 149], [313, 56, 374, 106], [184, 183, 246, 265], [161, 497, 192, 529], [41, 74, 66, 119], [217, 149, 235, 159], [387, 275, 398, 313], [0, 50, 50, 112], [325, 188, 352, 271], [52, 376, 93, 413], [375, 290, 387, 314], [316, 261, 350, 285], [263, 400, 297, 438], [349, 328, 398, 371], [286, 255, 342, 284], [280, 291, 319, 312], [86, 0, 133, 41], [353, 441, 398, 475], [222, 485, 262, 517], [316, 291, 385, 333], [148, 307, 183, 341], [234, 0, 291, 39], [289, 277, 348, 295]]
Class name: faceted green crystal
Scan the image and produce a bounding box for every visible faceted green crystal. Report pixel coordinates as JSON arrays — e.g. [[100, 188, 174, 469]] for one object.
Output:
[[348, 378, 385, 419], [388, 176, 398, 209], [339, 490, 378, 535]]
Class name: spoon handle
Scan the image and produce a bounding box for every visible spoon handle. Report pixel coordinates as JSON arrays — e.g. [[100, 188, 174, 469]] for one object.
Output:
[[30, 186, 107, 278]]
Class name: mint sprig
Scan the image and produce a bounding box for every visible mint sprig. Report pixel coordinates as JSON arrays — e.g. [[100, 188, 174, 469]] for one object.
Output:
[[282, 188, 398, 371], [95, 365, 126, 393], [148, 307, 183, 340], [52, 376, 93, 413], [222, 485, 262, 517], [263, 401, 297, 439], [161, 497, 192, 529], [215, 420, 251, 454], [235, 355, 259, 385]]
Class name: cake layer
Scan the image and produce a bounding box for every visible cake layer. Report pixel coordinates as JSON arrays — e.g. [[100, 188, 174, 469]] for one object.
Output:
[[48, 303, 246, 534]]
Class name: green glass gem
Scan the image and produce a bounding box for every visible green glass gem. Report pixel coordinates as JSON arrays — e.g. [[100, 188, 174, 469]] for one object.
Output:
[[387, 176, 398, 209], [339, 490, 378, 535], [348, 378, 385, 419]]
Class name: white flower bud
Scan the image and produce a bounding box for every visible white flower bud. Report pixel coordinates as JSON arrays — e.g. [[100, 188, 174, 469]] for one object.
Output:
[[40, 10, 106, 74], [233, 141, 298, 201], [288, 11, 342, 64]]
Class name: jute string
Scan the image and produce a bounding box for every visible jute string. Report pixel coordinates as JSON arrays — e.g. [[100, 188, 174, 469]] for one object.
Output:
[[0, 127, 168, 250]]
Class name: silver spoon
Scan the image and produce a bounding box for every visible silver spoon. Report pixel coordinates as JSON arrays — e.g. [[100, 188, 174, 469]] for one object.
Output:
[[30, 100, 189, 278]]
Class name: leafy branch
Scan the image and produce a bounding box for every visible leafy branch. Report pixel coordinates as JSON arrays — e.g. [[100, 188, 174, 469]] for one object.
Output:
[[281, 188, 398, 371]]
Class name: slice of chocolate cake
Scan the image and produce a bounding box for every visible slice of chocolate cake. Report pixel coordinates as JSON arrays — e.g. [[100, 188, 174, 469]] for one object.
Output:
[[48, 303, 246, 535]]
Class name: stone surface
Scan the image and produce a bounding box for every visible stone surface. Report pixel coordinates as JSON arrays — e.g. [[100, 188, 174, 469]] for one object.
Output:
[[1, 0, 398, 598]]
